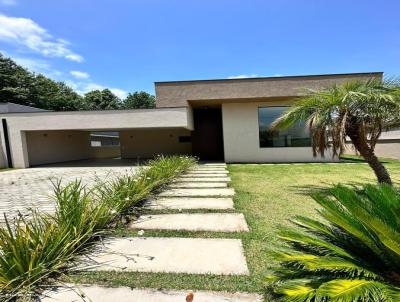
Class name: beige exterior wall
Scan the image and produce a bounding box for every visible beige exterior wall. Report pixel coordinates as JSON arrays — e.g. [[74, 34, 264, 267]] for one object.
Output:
[[90, 146, 121, 159], [156, 73, 382, 107], [26, 130, 90, 166], [345, 141, 400, 160], [120, 129, 192, 159], [1, 107, 192, 168], [222, 101, 336, 163]]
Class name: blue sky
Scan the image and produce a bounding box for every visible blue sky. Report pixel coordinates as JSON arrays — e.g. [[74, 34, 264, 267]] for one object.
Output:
[[0, 0, 399, 97]]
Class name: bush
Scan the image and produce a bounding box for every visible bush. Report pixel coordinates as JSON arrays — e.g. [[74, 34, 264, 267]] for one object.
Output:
[[0, 155, 196, 301], [268, 184, 400, 302]]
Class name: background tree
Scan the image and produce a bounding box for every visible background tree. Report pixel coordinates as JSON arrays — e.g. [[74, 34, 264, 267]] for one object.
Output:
[[272, 79, 400, 185], [0, 53, 83, 111], [0, 54, 35, 106], [31, 75, 83, 111], [122, 91, 155, 109], [82, 89, 121, 110]]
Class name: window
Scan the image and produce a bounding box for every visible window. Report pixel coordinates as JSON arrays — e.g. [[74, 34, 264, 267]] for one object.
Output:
[[90, 131, 120, 147], [258, 107, 311, 148]]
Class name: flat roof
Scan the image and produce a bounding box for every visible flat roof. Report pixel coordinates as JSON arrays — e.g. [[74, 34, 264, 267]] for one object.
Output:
[[0, 106, 187, 116], [155, 72, 383, 85]]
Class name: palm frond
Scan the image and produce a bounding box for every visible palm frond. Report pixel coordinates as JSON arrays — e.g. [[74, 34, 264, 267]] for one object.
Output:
[[316, 279, 389, 302]]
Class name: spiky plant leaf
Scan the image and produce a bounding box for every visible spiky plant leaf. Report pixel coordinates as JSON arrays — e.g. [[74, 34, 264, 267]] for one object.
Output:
[[275, 279, 317, 302], [270, 184, 400, 302], [316, 279, 388, 302]]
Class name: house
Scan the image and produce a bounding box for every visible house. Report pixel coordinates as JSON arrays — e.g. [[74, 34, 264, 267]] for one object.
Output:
[[345, 128, 400, 160], [0, 72, 386, 168], [0, 102, 47, 114]]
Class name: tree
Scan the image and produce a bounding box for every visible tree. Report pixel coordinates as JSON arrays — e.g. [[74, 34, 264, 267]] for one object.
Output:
[[31, 75, 83, 111], [272, 79, 400, 185], [82, 89, 121, 110], [122, 91, 155, 109], [0, 53, 83, 111], [0, 54, 35, 106]]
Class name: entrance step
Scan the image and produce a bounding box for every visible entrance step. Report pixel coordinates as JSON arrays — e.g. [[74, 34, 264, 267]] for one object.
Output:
[[145, 197, 234, 210], [158, 188, 235, 197], [192, 167, 228, 171], [180, 174, 229, 178], [175, 176, 231, 182], [201, 163, 227, 166], [81, 237, 249, 275], [169, 182, 227, 188], [186, 170, 228, 175], [41, 285, 263, 302], [129, 213, 249, 232]]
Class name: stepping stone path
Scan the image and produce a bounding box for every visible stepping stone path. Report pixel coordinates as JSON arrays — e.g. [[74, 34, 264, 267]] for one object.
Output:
[[42, 286, 263, 302], [42, 163, 261, 302], [129, 213, 249, 232], [145, 197, 234, 210]]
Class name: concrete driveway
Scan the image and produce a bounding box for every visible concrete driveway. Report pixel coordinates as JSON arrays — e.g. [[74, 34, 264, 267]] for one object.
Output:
[[0, 164, 140, 222]]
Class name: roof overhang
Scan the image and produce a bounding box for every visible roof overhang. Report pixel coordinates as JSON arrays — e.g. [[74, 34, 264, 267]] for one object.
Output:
[[2, 107, 194, 131], [155, 72, 383, 108]]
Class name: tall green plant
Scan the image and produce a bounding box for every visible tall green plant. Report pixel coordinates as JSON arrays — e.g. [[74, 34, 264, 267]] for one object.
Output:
[[268, 184, 400, 301], [0, 156, 196, 301], [272, 79, 400, 185]]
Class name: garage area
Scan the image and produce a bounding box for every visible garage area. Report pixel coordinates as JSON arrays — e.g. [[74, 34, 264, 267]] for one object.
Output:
[[24, 128, 192, 167], [1, 107, 194, 168]]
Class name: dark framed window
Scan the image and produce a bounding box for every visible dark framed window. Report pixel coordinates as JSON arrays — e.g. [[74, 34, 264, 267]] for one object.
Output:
[[258, 106, 311, 148]]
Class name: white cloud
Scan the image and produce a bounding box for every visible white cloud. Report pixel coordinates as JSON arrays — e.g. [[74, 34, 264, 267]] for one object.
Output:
[[70, 70, 89, 79], [0, 0, 17, 6], [67, 81, 128, 99], [0, 14, 83, 62], [4, 53, 63, 78], [110, 88, 128, 99], [228, 74, 259, 79]]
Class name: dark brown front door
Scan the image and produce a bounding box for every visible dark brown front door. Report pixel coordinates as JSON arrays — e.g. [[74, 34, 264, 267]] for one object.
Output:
[[192, 108, 224, 161]]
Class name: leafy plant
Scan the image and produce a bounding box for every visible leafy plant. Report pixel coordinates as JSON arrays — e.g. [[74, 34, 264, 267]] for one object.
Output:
[[268, 184, 400, 301], [0, 155, 196, 301], [272, 79, 400, 185]]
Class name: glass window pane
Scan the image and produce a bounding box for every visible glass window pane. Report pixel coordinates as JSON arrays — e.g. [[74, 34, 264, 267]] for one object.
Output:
[[258, 107, 311, 148]]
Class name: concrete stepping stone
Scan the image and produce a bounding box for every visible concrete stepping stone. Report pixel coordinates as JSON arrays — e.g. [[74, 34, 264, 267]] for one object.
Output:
[[192, 167, 228, 171], [81, 237, 249, 275], [188, 170, 228, 174], [175, 176, 231, 182], [145, 197, 234, 210], [42, 285, 263, 302], [158, 188, 235, 197], [180, 173, 229, 178], [169, 182, 227, 188], [129, 213, 249, 232]]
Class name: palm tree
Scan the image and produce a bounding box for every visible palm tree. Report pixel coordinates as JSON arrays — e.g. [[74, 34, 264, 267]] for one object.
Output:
[[272, 79, 400, 185], [268, 184, 400, 302]]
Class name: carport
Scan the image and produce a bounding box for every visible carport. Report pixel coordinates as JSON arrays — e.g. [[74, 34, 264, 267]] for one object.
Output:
[[0, 107, 193, 168]]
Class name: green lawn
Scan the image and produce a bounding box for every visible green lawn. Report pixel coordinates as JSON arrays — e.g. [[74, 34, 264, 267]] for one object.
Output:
[[69, 158, 400, 301]]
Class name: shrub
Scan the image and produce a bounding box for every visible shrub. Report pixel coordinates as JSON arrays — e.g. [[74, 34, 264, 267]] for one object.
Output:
[[268, 184, 400, 302], [0, 155, 196, 301]]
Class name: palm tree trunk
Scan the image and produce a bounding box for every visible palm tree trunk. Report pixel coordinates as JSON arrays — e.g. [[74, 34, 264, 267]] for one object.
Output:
[[347, 130, 392, 185]]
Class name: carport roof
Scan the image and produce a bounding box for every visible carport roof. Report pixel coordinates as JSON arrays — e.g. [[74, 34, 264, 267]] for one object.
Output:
[[2, 107, 194, 131]]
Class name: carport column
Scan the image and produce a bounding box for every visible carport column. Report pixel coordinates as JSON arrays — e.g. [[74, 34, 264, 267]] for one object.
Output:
[[9, 130, 29, 168]]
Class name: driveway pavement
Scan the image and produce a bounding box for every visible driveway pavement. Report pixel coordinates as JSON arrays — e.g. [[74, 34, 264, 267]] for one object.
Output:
[[0, 165, 140, 222]]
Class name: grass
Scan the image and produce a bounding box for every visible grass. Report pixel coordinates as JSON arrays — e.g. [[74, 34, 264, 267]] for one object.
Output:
[[68, 158, 400, 301], [0, 156, 195, 301]]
